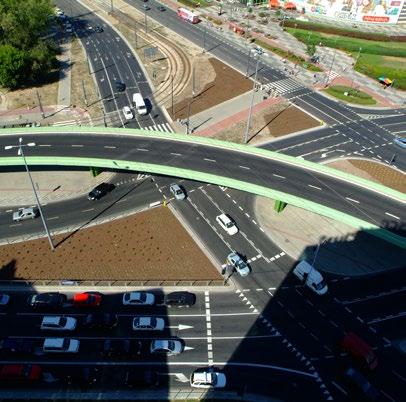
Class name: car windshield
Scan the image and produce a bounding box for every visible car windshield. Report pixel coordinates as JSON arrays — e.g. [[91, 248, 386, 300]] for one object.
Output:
[[176, 190, 182, 195], [225, 221, 234, 228], [59, 317, 67, 326], [315, 280, 326, 290], [138, 293, 146, 302], [167, 341, 174, 351]]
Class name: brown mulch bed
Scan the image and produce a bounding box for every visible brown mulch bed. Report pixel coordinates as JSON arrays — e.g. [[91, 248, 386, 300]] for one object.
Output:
[[172, 58, 253, 120], [328, 159, 406, 193], [0, 207, 221, 281]]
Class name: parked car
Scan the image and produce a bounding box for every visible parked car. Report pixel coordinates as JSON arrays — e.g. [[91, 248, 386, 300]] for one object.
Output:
[[123, 106, 134, 120], [82, 313, 118, 330], [73, 292, 102, 307], [41, 316, 77, 331], [190, 368, 226, 389], [101, 339, 141, 358], [216, 213, 238, 235], [28, 292, 67, 309], [169, 183, 186, 200], [150, 339, 183, 355], [12, 207, 39, 222], [115, 81, 126, 92], [226, 252, 250, 277], [0, 338, 34, 356], [43, 338, 80, 353], [87, 182, 115, 200], [132, 317, 165, 331], [143, 4, 150, 10], [124, 370, 159, 388], [94, 26, 103, 32], [157, 5, 165, 11], [0, 293, 10, 306], [122, 291, 155, 306], [341, 332, 378, 370], [164, 291, 195, 307], [394, 137, 406, 149], [0, 364, 42, 382], [343, 367, 381, 401]]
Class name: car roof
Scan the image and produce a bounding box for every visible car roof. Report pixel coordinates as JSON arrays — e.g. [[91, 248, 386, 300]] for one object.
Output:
[[43, 316, 62, 324], [193, 371, 214, 383], [44, 338, 64, 347]]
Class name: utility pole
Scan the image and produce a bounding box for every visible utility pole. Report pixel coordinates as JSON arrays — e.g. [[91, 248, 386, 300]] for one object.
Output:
[[350, 47, 362, 90], [82, 80, 88, 107], [186, 101, 192, 135], [144, 9, 148, 34], [171, 75, 174, 118], [192, 65, 196, 98], [86, 52, 92, 75], [35, 90, 45, 119], [110, 0, 114, 12], [134, 22, 138, 49], [244, 49, 263, 144], [102, 109, 107, 127], [202, 24, 207, 53], [245, 48, 252, 77], [4, 138, 55, 251], [325, 48, 337, 87]]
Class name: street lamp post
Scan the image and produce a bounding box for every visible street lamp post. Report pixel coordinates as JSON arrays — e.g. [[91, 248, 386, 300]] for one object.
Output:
[[4, 138, 55, 251], [244, 48, 263, 144], [325, 48, 337, 87], [350, 47, 362, 90]]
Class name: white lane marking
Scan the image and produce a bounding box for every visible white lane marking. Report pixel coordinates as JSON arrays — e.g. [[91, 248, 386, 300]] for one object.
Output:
[[81, 208, 94, 212], [149, 201, 161, 207], [273, 174, 285, 179], [345, 197, 359, 204], [385, 212, 400, 220], [71, 144, 83, 147], [205, 291, 213, 365], [204, 158, 216, 162], [331, 381, 348, 396], [5, 210, 12, 213], [104, 145, 116, 149], [47, 216, 59, 220], [239, 165, 250, 170], [308, 184, 321, 190], [367, 311, 406, 324], [136, 148, 149, 152], [170, 152, 182, 156], [38, 144, 51, 147]]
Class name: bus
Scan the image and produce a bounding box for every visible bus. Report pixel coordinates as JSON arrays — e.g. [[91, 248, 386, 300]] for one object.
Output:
[[177, 8, 199, 24]]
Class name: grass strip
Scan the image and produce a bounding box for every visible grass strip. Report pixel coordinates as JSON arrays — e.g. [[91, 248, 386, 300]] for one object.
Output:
[[324, 85, 376, 105]]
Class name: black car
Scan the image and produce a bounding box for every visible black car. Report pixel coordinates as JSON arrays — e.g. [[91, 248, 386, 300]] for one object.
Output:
[[94, 26, 103, 33], [124, 370, 159, 388], [0, 338, 35, 356], [101, 339, 141, 359], [83, 313, 118, 330], [164, 291, 195, 307], [157, 5, 165, 11], [343, 367, 381, 401], [28, 292, 66, 309], [114, 81, 126, 92], [87, 182, 115, 200], [64, 367, 102, 387]]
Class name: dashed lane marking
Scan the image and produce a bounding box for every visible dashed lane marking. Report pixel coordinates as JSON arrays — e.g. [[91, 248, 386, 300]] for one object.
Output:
[[385, 212, 400, 220], [308, 184, 322, 190], [345, 197, 359, 203], [205, 291, 213, 366], [273, 174, 286, 179], [204, 158, 216, 162]]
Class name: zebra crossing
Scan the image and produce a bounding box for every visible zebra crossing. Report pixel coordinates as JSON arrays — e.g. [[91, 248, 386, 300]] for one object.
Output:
[[141, 122, 174, 133], [261, 78, 305, 96]]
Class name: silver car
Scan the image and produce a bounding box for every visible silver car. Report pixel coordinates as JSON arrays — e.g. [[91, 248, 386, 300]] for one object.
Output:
[[150, 339, 183, 355], [132, 317, 165, 331], [394, 137, 406, 149], [12, 207, 39, 222], [169, 184, 186, 200], [226, 252, 250, 277]]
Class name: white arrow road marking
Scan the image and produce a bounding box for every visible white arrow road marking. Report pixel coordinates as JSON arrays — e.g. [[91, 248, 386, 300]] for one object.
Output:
[[167, 324, 194, 331], [183, 346, 195, 351], [159, 372, 189, 383]]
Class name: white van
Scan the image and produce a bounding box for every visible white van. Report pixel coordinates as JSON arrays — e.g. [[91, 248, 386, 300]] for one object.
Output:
[[293, 261, 328, 295], [132, 93, 147, 115]]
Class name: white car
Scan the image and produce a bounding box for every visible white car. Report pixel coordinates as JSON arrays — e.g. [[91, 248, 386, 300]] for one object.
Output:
[[123, 106, 134, 120], [12, 207, 39, 222], [41, 316, 77, 331], [394, 137, 406, 149], [122, 292, 155, 306], [132, 317, 165, 331], [0, 293, 10, 306], [169, 184, 186, 200], [150, 339, 183, 355], [216, 214, 238, 235], [190, 369, 226, 389], [43, 338, 80, 353], [226, 252, 250, 277]]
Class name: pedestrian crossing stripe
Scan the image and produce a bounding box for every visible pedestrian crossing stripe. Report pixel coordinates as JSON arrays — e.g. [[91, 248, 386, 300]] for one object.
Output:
[[326, 71, 340, 81], [141, 123, 174, 133], [262, 78, 304, 95]]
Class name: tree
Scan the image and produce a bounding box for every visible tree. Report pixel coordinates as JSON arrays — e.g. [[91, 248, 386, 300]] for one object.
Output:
[[0, 44, 27, 88], [306, 43, 316, 57]]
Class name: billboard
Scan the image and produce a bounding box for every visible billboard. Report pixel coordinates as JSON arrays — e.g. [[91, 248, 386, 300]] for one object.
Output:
[[279, 0, 405, 23]]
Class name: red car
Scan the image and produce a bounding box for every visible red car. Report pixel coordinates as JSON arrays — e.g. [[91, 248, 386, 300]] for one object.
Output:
[[73, 292, 102, 307], [0, 364, 41, 382]]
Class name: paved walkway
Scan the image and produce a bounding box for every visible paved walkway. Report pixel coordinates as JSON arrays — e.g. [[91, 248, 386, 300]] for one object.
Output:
[[57, 35, 73, 107]]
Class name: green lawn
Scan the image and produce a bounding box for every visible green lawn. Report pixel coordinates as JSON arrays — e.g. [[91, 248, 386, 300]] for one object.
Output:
[[255, 39, 323, 72], [324, 85, 376, 105], [287, 28, 406, 90], [178, 0, 212, 8]]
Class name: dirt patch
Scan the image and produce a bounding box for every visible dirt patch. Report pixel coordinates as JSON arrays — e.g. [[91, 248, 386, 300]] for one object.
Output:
[[212, 104, 320, 144], [172, 58, 253, 120], [327, 159, 405, 193], [0, 207, 221, 281]]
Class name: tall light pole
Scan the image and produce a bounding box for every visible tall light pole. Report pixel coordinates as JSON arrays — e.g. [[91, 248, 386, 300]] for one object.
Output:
[[350, 47, 362, 90], [244, 48, 264, 144], [325, 48, 337, 87], [4, 138, 55, 251]]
